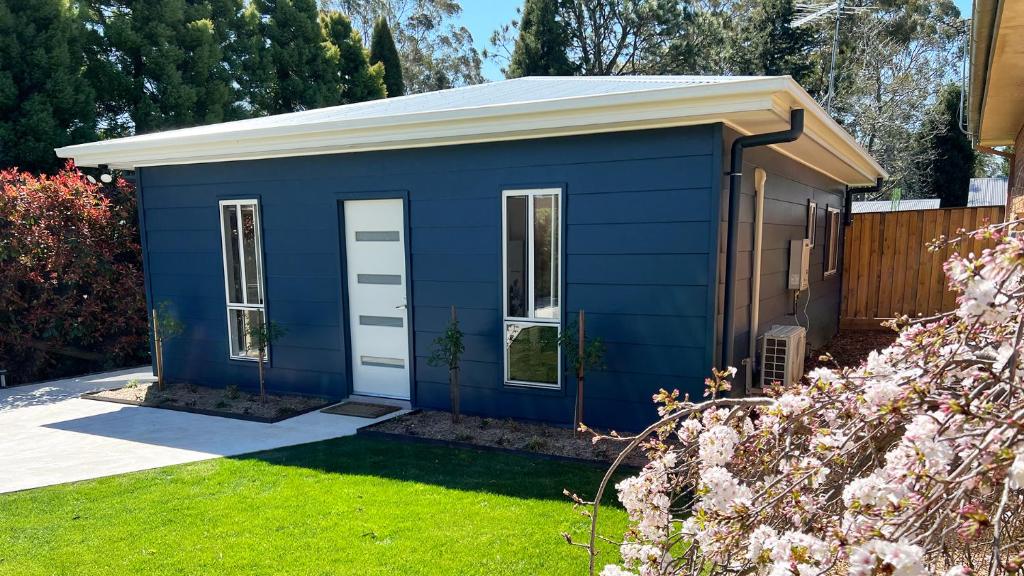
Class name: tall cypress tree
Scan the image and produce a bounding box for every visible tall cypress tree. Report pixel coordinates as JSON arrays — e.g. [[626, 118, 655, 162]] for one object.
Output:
[[506, 0, 573, 78], [248, 0, 332, 114], [369, 16, 404, 97], [0, 0, 95, 171], [322, 11, 386, 104], [913, 84, 976, 207]]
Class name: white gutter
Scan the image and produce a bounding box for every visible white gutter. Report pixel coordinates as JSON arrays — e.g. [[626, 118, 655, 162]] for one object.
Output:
[[744, 167, 768, 393]]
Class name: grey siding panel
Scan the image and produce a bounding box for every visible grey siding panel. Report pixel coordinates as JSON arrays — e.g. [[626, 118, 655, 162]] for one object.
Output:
[[139, 125, 720, 431], [718, 127, 846, 376]]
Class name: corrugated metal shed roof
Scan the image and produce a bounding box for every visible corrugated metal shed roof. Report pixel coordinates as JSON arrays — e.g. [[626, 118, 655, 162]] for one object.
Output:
[[852, 199, 941, 213], [968, 177, 1008, 207]]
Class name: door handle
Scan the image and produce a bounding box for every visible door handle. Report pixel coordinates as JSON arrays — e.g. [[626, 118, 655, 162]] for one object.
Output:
[[395, 304, 407, 310]]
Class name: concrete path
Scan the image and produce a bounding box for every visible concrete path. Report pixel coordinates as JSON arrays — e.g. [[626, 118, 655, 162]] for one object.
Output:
[[0, 367, 404, 494]]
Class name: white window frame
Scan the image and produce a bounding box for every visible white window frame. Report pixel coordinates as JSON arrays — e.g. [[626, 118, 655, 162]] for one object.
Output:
[[806, 200, 817, 248], [501, 188, 562, 389], [825, 206, 841, 276], [218, 199, 268, 361]]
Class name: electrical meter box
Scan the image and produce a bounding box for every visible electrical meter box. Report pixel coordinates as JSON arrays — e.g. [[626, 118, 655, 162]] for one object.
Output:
[[788, 238, 811, 291]]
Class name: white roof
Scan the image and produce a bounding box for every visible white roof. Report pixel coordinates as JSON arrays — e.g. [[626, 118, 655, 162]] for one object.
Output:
[[968, 177, 1008, 207], [57, 75, 887, 186], [852, 199, 941, 213]]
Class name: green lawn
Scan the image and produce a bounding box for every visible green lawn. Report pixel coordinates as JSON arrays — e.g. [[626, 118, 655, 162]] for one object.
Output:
[[0, 435, 627, 575]]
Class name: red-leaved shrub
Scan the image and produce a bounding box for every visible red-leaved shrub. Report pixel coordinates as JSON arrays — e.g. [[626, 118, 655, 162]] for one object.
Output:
[[0, 163, 148, 383]]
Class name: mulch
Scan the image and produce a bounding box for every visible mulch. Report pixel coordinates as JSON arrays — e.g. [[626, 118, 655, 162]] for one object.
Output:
[[805, 328, 899, 372], [365, 409, 647, 467], [83, 381, 332, 423]]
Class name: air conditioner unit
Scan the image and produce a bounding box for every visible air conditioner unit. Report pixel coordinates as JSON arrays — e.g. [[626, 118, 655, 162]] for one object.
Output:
[[759, 325, 807, 389]]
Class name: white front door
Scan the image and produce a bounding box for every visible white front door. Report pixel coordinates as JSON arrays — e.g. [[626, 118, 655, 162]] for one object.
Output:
[[344, 199, 411, 400]]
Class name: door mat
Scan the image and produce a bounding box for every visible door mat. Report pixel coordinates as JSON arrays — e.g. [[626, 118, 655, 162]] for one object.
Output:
[[321, 401, 401, 419]]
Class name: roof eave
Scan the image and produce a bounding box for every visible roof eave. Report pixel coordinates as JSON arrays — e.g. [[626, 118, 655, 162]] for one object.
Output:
[[56, 76, 886, 186]]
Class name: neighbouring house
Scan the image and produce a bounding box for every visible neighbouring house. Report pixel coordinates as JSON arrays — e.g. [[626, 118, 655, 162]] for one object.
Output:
[[56, 76, 886, 430], [969, 0, 1022, 218]]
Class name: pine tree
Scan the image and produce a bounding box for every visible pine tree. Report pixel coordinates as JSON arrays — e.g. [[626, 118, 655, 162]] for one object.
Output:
[[84, 0, 242, 135], [912, 84, 976, 207], [322, 11, 385, 104], [0, 0, 95, 172], [506, 0, 573, 78], [369, 16, 404, 97], [731, 0, 815, 87], [248, 0, 332, 114]]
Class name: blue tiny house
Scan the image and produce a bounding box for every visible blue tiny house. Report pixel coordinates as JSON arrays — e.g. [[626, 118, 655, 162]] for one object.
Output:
[[58, 76, 886, 431]]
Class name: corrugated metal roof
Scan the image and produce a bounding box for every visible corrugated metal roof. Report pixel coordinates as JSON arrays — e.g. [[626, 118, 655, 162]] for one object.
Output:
[[968, 177, 1008, 207], [852, 199, 941, 213], [105, 76, 764, 144], [55, 75, 888, 186]]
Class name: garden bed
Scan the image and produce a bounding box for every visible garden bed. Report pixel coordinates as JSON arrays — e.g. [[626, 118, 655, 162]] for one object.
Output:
[[82, 381, 332, 423], [364, 409, 646, 467], [805, 328, 899, 372]]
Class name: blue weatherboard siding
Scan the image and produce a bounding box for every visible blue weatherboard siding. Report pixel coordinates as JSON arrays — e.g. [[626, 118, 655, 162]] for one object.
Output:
[[138, 125, 722, 431]]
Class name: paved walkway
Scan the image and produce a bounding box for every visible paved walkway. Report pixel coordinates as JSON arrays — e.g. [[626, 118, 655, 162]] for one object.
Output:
[[0, 367, 403, 494]]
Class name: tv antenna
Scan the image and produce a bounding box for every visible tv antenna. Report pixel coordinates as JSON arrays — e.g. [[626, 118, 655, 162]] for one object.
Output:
[[793, 1, 876, 116]]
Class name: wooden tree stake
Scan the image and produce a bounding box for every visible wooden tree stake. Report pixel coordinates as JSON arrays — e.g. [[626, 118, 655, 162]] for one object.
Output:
[[450, 305, 460, 424], [574, 309, 586, 436], [152, 308, 164, 391]]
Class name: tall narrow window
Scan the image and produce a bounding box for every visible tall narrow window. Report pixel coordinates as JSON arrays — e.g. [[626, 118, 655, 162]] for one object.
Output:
[[219, 200, 267, 360], [825, 206, 841, 276], [503, 189, 561, 388]]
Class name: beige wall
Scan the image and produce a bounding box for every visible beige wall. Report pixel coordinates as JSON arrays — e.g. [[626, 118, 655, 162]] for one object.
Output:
[[1010, 127, 1024, 221]]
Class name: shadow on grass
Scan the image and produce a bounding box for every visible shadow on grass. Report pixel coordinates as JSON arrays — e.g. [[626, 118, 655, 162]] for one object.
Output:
[[229, 434, 632, 506]]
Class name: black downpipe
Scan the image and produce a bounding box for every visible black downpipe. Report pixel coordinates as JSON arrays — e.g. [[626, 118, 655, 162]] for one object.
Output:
[[721, 109, 804, 370], [845, 177, 884, 225]]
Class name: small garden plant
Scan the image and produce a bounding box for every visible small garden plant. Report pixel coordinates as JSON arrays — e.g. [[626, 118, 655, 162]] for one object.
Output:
[[151, 301, 183, 391], [575, 221, 1024, 576], [427, 305, 465, 423], [246, 318, 286, 402], [556, 310, 605, 435]]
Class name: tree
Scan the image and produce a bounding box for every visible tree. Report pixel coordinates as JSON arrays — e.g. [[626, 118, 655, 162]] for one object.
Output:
[[0, 0, 95, 172], [490, 0, 689, 76], [83, 0, 244, 136], [823, 0, 963, 197], [427, 305, 464, 423], [238, 1, 384, 115], [910, 83, 976, 207], [246, 318, 286, 402], [506, 0, 574, 78], [580, 222, 1024, 576], [369, 16, 405, 97], [329, 0, 483, 93], [151, 301, 184, 391], [248, 0, 334, 114], [0, 165, 149, 384], [730, 0, 816, 87], [321, 11, 386, 104]]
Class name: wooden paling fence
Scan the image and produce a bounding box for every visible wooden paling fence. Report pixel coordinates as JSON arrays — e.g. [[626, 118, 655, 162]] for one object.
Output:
[[841, 206, 1005, 327]]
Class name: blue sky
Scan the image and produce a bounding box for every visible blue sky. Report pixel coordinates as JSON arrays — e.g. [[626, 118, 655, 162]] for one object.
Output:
[[459, 0, 975, 82]]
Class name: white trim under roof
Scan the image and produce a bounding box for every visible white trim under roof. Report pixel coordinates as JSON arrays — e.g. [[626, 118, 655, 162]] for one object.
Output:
[[56, 76, 887, 187]]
